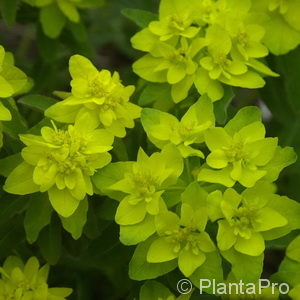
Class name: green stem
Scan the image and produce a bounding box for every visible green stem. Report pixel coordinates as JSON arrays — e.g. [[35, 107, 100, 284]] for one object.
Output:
[[16, 25, 35, 59], [185, 158, 193, 183]]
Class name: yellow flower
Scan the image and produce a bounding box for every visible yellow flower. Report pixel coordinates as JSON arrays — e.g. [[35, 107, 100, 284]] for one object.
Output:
[[46, 55, 141, 137]]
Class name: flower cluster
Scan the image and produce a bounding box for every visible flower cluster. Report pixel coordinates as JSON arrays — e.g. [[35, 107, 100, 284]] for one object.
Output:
[[93, 145, 183, 245], [22, 0, 105, 38], [0, 256, 72, 300], [147, 183, 215, 277], [141, 96, 215, 158], [3, 54, 141, 240], [209, 183, 287, 256], [251, 0, 300, 55], [4, 114, 114, 217], [132, 0, 278, 103], [198, 106, 281, 187], [0, 0, 299, 298], [45, 55, 141, 137], [0, 45, 31, 147], [94, 101, 299, 286], [0, 46, 31, 99]]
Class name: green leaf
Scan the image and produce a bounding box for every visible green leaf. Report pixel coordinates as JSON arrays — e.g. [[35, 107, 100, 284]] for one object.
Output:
[[263, 13, 300, 55], [140, 281, 172, 300], [112, 138, 129, 161], [4, 162, 39, 195], [18, 94, 58, 112], [120, 214, 155, 245], [40, 4, 66, 39], [274, 49, 300, 115], [2, 98, 28, 139], [60, 197, 88, 239], [221, 249, 264, 283], [141, 106, 178, 149], [129, 237, 177, 281], [0, 194, 28, 227], [26, 118, 53, 135], [0, 153, 22, 177], [0, 0, 18, 26], [287, 235, 300, 262], [224, 106, 261, 135], [214, 86, 235, 125], [48, 187, 80, 218], [266, 231, 300, 250], [190, 251, 223, 294], [92, 161, 133, 201], [0, 215, 25, 260], [38, 215, 62, 265], [138, 83, 173, 108], [163, 187, 185, 208], [264, 146, 297, 182], [24, 193, 53, 244], [263, 195, 300, 240], [133, 55, 167, 84], [122, 8, 157, 28], [273, 257, 300, 286]]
